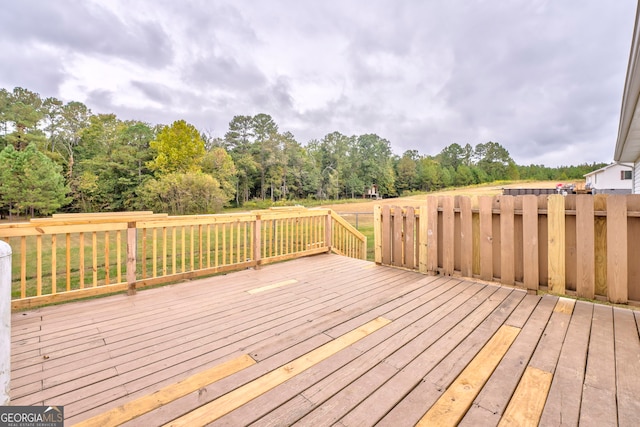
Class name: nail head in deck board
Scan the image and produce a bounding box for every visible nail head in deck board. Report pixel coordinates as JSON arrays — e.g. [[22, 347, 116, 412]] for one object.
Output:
[[479, 196, 493, 281], [498, 366, 553, 427], [73, 354, 256, 427], [613, 307, 640, 425], [417, 325, 520, 427], [246, 279, 298, 294], [576, 195, 596, 299], [500, 195, 516, 285], [163, 317, 391, 427], [547, 194, 566, 295], [606, 195, 628, 303], [459, 196, 473, 278]]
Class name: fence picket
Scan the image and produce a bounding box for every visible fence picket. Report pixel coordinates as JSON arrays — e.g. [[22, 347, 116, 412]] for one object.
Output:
[[607, 195, 628, 303], [479, 196, 493, 281], [442, 197, 455, 276], [405, 207, 416, 269], [522, 195, 539, 291], [576, 195, 595, 299], [426, 196, 439, 275], [547, 195, 566, 295], [500, 196, 515, 285], [459, 196, 473, 278]]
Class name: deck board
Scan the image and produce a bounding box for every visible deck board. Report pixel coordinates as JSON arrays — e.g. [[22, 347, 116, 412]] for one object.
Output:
[[8, 253, 640, 426]]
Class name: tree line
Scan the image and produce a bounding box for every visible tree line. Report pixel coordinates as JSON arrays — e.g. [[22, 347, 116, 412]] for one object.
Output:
[[0, 86, 605, 217]]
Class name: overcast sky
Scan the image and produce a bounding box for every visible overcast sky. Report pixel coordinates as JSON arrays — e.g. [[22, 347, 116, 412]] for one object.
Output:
[[1, 0, 637, 167]]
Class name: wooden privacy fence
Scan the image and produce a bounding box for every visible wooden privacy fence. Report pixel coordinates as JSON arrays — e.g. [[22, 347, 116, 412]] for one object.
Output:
[[0, 208, 366, 310], [375, 194, 640, 305]]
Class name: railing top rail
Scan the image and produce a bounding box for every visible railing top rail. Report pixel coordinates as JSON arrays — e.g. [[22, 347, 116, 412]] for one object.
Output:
[[331, 211, 366, 243]]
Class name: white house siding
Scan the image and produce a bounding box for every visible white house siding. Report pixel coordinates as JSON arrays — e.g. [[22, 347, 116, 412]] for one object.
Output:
[[584, 163, 633, 194], [634, 161, 640, 193]]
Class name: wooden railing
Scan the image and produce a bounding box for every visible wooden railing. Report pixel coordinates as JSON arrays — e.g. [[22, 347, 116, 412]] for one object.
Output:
[[375, 194, 640, 305], [0, 208, 366, 310]]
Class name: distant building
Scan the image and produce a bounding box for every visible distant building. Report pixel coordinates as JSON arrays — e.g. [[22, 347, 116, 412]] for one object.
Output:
[[614, 2, 640, 193], [365, 184, 381, 200], [584, 163, 633, 194]]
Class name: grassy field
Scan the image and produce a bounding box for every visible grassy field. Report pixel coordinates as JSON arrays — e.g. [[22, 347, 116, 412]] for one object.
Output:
[[4, 180, 575, 298]]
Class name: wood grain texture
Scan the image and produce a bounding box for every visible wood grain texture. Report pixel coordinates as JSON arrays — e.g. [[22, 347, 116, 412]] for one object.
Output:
[[459, 196, 473, 278], [74, 355, 256, 427], [606, 195, 628, 303], [500, 196, 515, 285], [547, 195, 565, 295], [442, 197, 455, 276], [479, 196, 493, 281], [425, 196, 439, 274], [163, 317, 391, 427], [417, 325, 520, 426], [576, 195, 595, 299], [499, 366, 552, 427], [522, 195, 539, 290]]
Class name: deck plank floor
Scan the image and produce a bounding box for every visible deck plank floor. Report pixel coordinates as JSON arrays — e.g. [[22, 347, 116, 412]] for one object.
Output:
[[9, 253, 640, 426]]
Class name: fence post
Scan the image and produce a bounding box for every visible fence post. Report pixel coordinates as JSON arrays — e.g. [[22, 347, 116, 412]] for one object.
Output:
[[374, 205, 382, 264], [253, 215, 262, 269], [0, 240, 11, 405], [127, 222, 137, 295], [325, 212, 333, 253]]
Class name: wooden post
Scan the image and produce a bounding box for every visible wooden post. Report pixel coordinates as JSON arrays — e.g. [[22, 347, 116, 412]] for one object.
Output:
[[547, 194, 566, 295], [374, 205, 382, 264], [442, 197, 455, 276], [325, 212, 333, 253], [479, 196, 493, 281], [607, 195, 628, 303], [459, 196, 473, 278], [253, 215, 262, 269], [500, 195, 515, 285], [0, 240, 11, 404], [576, 195, 595, 299], [522, 195, 539, 291], [126, 222, 137, 295], [425, 196, 439, 275]]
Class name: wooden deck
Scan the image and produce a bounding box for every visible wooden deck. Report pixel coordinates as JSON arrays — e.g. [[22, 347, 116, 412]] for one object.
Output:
[[10, 254, 640, 426]]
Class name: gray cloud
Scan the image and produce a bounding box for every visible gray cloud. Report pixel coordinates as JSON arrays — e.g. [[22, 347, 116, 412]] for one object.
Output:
[[2, 0, 173, 67], [0, 0, 635, 167]]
